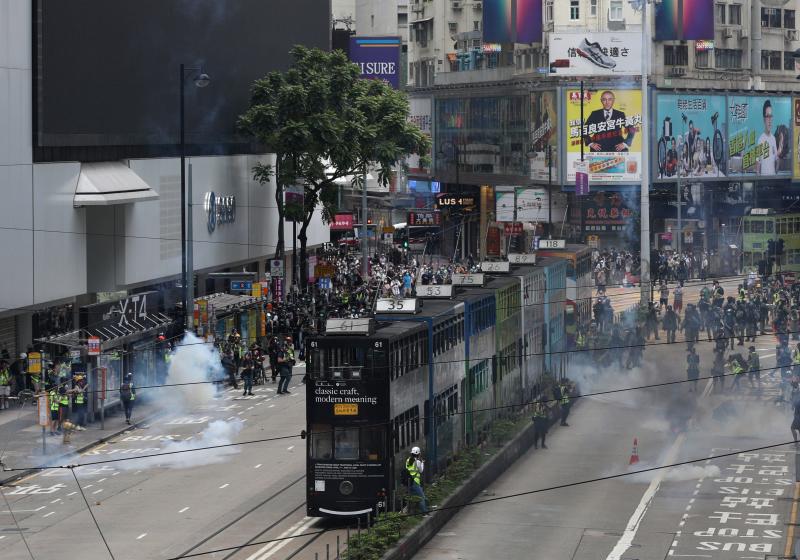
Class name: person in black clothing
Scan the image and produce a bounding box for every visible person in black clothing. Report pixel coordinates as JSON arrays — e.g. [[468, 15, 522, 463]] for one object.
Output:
[[792, 393, 800, 443], [531, 401, 549, 449], [662, 305, 678, 344], [120, 373, 136, 425], [241, 351, 254, 397], [687, 347, 700, 392], [221, 351, 237, 389], [583, 91, 636, 152]]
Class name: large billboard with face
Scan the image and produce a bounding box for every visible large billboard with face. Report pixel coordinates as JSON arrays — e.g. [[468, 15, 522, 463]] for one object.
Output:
[[655, 94, 728, 179], [530, 90, 558, 182], [794, 98, 800, 180], [727, 95, 791, 177], [565, 88, 642, 184]]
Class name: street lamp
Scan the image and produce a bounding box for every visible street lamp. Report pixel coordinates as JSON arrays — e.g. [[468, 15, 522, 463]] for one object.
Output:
[[180, 64, 211, 332], [629, 0, 660, 304]]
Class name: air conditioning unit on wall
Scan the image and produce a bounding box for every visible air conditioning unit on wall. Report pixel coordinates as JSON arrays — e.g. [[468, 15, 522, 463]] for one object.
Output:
[[723, 28, 734, 39]]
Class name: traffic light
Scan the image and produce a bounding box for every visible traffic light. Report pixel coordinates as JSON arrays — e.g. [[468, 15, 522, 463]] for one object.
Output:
[[402, 239, 409, 249], [777, 238, 785, 256], [768, 239, 775, 256]]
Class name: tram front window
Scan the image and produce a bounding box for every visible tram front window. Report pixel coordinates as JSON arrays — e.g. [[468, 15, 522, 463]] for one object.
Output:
[[311, 424, 333, 459], [334, 427, 359, 460]]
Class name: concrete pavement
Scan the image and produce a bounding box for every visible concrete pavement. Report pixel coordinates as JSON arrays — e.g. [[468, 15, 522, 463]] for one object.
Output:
[[0, 369, 335, 560], [413, 329, 796, 560]]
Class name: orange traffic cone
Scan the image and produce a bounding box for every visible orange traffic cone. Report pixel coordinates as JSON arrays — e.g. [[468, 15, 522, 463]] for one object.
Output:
[[629, 438, 640, 465]]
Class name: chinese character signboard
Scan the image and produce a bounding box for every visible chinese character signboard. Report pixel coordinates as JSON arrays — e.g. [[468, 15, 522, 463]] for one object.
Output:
[[549, 33, 639, 76], [330, 214, 354, 231], [655, 93, 728, 180], [575, 191, 635, 233], [565, 88, 643, 184], [503, 222, 523, 236], [349, 36, 401, 89], [727, 95, 791, 177], [656, 0, 714, 41], [408, 210, 441, 226]]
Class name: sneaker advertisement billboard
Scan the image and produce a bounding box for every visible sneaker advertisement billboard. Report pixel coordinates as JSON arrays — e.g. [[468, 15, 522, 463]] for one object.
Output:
[[549, 32, 640, 76], [565, 88, 642, 184], [655, 94, 728, 180]]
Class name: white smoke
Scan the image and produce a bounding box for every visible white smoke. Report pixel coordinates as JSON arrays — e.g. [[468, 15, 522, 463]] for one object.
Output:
[[118, 419, 244, 470], [662, 464, 721, 482], [162, 332, 223, 410]]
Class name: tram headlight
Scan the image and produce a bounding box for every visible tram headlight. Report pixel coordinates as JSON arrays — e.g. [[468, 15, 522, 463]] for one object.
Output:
[[339, 480, 354, 496]]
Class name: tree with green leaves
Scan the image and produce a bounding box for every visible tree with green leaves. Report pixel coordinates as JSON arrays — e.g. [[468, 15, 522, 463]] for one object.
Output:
[[238, 46, 430, 288]]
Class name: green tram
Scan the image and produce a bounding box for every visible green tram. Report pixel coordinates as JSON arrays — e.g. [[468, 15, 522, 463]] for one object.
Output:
[[742, 210, 800, 275]]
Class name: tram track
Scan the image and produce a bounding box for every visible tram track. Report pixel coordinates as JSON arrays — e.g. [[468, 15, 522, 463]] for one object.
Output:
[[176, 474, 306, 559]]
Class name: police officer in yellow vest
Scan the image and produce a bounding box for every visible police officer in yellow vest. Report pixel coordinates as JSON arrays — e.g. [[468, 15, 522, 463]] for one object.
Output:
[[557, 384, 571, 426], [73, 374, 87, 430], [48, 385, 61, 435], [0, 360, 10, 410], [729, 356, 745, 391], [405, 446, 429, 516]]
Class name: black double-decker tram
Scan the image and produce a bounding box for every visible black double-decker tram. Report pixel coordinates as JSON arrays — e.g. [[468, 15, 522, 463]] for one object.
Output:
[[305, 319, 390, 517]]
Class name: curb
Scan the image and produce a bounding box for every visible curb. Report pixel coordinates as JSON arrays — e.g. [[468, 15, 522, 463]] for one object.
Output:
[[380, 394, 580, 560], [0, 410, 163, 487]]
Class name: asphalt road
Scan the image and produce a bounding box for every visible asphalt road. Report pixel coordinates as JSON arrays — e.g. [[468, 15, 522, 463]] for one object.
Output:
[[414, 331, 798, 560], [0, 366, 350, 560]]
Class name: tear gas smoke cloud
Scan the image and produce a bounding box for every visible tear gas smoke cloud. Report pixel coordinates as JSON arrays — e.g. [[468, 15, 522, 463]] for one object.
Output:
[[116, 419, 244, 471], [161, 332, 222, 410]]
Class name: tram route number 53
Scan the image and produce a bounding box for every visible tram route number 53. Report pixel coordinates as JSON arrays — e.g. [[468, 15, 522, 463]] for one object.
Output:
[[418, 285, 453, 298]]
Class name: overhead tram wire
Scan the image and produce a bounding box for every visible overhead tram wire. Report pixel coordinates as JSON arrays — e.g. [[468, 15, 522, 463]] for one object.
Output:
[[31, 315, 795, 407], [161, 438, 800, 560], [4, 358, 792, 473], [70, 467, 117, 560]]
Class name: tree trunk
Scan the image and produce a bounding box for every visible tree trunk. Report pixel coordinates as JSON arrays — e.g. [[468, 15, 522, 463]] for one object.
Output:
[[299, 218, 310, 289], [274, 181, 285, 259]]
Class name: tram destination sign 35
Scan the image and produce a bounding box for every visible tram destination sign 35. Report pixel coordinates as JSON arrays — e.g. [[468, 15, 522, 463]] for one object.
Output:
[[375, 298, 421, 313]]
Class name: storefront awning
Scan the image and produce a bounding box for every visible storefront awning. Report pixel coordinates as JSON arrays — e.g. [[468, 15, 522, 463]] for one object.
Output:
[[39, 312, 173, 350], [73, 162, 158, 207]]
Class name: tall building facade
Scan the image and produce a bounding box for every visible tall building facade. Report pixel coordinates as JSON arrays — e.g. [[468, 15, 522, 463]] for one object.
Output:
[[400, 0, 800, 270]]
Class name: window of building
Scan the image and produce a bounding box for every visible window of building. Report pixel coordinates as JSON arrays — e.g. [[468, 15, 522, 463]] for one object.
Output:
[[546, 0, 554, 22], [449, 21, 458, 34], [664, 44, 689, 66], [398, 13, 408, 25], [762, 7, 782, 28], [715, 48, 743, 69], [570, 0, 580, 20], [761, 49, 782, 70], [609, 0, 623, 21], [728, 4, 742, 25], [715, 3, 726, 25], [474, 20, 480, 30], [590, 0, 597, 16], [371, 14, 375, 28], [785, 9, 796, 29], [786, 51, 797, 70], [696, 49, 711, 68]]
